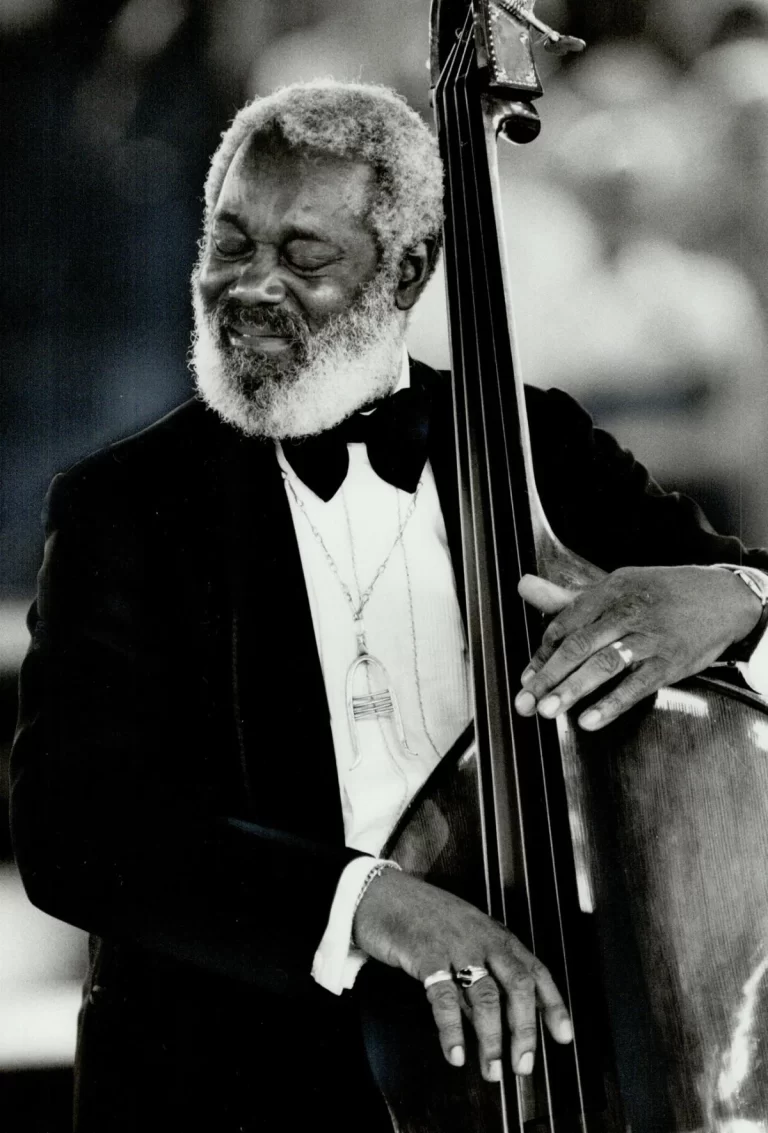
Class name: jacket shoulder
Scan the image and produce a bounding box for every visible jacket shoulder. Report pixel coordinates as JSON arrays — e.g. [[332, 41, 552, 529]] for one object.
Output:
[[44, 398, 233, 528], [409, 356, 590, 439], [63, 398, 223, 478]]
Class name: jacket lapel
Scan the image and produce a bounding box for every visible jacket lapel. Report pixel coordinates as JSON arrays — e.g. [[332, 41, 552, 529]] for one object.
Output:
[[410, 358, 467, 626], [221, 429, 345, 846]]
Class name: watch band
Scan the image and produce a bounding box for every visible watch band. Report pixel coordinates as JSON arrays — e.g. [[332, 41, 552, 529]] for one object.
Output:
[[715, 564, 768, 606], [714, 564, 768, 662]]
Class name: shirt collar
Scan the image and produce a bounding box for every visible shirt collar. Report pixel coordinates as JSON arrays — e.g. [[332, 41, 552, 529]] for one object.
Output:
[[395, 344, 411, 393]]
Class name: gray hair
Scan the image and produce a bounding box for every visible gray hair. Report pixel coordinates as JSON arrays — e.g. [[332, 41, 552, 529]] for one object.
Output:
[[203, 80, 444, 278]]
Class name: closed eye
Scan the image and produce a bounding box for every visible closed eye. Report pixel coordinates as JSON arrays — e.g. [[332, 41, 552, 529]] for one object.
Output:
[[283, 238, 340, 274], [211, 218, 250, 259]]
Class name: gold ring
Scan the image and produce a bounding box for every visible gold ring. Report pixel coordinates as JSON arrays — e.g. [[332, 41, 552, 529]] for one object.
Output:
[[612, 640, 634, 667], [423, 969, 454, 990], [456, 965, 490, 988]]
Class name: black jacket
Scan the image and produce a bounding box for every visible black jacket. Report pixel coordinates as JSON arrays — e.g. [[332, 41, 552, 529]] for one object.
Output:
[[11, 360, 767, 1131]]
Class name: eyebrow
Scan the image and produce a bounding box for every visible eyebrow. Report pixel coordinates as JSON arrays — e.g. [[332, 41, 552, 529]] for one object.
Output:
[[213, 210, 339, 248]]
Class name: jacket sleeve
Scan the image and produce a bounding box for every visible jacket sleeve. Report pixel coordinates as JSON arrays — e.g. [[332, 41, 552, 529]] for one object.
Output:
[[10, 468, 366, 997], [531, 387, 768, 574]]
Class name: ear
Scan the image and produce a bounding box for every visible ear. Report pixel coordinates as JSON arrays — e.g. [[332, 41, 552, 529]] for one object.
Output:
[[394, 238, 439, 311]]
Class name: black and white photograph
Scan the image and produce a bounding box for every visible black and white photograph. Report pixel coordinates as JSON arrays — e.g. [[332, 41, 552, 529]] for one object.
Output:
[[3, 1, 768, 1129]]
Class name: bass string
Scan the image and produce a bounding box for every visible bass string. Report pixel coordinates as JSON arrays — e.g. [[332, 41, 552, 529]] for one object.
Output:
[[441, 16, 540, 1131], [454, 40, 557, 1133], [450, 21, 511, 923], [441, 34, 531, 1133], [440, 23, 526, 1131], [441, 13, 585, 1130], [468, 57, 593, 1133], [452, 27, 517, 926], [462, 51, 592, 1133], [474, 93, 592, 1132], [447, 12, 588, 1131]]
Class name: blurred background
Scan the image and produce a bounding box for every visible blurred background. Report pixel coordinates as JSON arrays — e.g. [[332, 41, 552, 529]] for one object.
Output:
[[2, 0, 768, 1127]]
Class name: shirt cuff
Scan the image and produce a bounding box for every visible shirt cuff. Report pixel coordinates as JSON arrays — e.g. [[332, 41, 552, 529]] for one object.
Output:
[[721, 568, 768, 696], [739, 618, 768, 698], [311, 856, 393, 995]]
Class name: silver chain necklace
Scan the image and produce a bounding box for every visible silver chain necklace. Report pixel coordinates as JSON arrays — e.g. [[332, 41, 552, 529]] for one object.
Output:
[[282, 470, 423, 767], [396, 492, 444, 762]]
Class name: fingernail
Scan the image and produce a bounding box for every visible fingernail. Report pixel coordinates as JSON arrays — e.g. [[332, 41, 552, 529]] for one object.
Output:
[[538, 695, 560, 718], [449, 1045, 465, 1067], [521, 667, 535, 686], [557, 1018, 574, 1043], [515, 691, 536, 715], [517, 1052, 534, 1075], [579, 709, 601, 730], [488, 1059, 502, 1082]]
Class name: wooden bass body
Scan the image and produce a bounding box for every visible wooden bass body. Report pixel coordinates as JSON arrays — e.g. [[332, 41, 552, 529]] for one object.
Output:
[[360, 675, 768, 1131]]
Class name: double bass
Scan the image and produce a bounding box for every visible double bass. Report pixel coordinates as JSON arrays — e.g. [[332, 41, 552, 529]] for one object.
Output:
[[359, 2, 768, 1129]]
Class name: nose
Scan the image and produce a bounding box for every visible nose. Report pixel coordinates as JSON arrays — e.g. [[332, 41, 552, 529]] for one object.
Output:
[[228, 253, 287, 306]]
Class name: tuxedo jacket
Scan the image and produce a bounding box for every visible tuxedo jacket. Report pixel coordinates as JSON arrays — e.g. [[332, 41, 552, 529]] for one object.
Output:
[[11, 359, 768, 1131]]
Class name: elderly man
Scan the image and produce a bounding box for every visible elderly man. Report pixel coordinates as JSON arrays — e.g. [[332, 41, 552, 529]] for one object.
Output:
[[11, 81, 768, 1132]]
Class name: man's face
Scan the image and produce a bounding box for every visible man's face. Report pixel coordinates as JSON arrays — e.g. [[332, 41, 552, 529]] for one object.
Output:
[[191, 139, 407, 440], [197, 142, 380, 367]]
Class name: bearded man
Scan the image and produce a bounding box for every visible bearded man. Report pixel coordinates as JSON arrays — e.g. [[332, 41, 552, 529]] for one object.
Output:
[[11, 81, 768, 1133]]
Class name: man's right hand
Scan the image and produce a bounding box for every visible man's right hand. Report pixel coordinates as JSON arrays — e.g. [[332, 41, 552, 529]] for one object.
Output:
[[352, 867, 573, 1082]]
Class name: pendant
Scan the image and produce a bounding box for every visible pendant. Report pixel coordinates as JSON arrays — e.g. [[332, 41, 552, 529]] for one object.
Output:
[[345, 651, 419, 769]]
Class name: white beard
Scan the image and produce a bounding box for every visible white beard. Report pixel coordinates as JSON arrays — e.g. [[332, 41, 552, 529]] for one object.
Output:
[[189, 271, 407, 440]]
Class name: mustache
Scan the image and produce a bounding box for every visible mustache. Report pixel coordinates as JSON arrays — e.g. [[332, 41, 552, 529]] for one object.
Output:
[[213, 300, 309, 342]]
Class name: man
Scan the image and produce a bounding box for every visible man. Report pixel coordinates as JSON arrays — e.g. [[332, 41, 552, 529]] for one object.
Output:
[[11, 81, 768, 1132]]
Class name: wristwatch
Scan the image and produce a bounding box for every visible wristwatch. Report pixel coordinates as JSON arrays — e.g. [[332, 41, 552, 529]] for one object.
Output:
[[714, 563, 768, 662]]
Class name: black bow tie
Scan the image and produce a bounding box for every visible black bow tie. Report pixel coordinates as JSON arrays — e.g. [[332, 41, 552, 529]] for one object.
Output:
[[281, 386, 431, 501]]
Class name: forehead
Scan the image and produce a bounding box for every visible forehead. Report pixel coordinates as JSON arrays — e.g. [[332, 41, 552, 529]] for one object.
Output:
[[213, 137, 376, 242]]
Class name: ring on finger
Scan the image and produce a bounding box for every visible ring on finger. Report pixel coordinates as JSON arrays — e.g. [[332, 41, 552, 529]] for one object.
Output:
[[456, 965, 490, 989], [612, 640, 634, 667], [424, 969, 454, 991]]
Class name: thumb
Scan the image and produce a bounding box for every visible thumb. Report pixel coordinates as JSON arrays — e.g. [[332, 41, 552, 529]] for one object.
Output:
[[518, 574, 579, 614]]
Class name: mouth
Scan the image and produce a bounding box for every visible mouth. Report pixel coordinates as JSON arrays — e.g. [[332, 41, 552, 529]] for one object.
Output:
[[225, 325, 295, 354]]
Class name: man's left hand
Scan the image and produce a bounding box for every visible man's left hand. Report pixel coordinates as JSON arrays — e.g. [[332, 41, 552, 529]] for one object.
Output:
[[514, 565, 763, 731]]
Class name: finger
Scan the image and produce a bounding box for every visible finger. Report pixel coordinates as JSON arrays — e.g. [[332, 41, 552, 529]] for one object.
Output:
[[517, 614, 642, 713], [462, 973, 504, 1082], [533, 634, 649, 720], [425, 977, 467, 1068], [504, 964, 538, 1075], [488, 949, 538, 1076], [519, 587, 611, 690], [577, 659, 665, 731], [518, 574, 579, 616], [490, 947, 572, 1074], [530, 959, 573, 1047]]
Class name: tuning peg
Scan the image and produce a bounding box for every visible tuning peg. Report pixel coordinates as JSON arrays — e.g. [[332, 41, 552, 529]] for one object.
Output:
[[493, 0, 586, 57], [540, 31, 587, 56]]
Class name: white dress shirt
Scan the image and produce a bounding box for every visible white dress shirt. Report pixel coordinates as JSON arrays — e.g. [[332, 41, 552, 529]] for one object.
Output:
[[277, 353, 471, 992], [276, 352, 768, 996]]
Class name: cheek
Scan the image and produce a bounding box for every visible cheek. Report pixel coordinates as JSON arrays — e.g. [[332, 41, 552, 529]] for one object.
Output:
[[301, 279, 367, 331], [196, 261, 234, 308]]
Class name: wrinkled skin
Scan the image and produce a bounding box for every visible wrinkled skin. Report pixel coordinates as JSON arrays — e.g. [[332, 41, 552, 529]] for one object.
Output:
[[514, 565, 763, 730], [353, 867, 573, 1081]]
